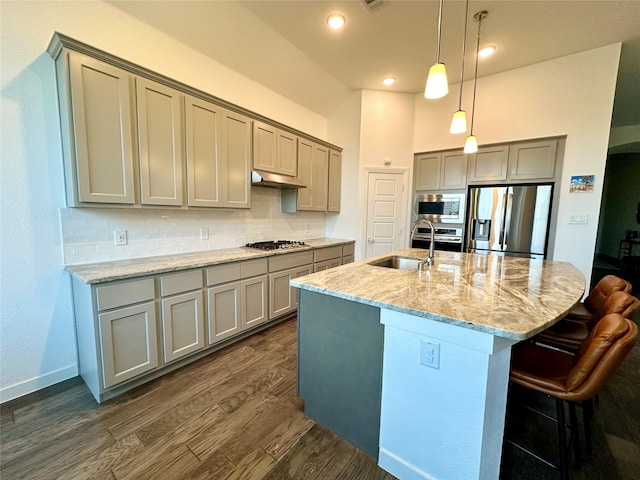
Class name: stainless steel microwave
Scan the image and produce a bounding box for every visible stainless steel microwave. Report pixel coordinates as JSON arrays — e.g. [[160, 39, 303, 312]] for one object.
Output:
[[414, 193, 465, 224]]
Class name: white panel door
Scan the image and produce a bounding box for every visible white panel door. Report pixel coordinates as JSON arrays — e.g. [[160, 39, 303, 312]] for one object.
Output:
[[365, 172, 406, 258]]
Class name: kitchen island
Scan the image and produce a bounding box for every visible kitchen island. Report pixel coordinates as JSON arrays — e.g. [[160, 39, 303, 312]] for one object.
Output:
[[291, 249, 585, 480]]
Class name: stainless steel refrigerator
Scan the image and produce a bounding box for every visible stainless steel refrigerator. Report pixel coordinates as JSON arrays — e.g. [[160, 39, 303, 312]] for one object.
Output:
[[466, 184, 553, 259]]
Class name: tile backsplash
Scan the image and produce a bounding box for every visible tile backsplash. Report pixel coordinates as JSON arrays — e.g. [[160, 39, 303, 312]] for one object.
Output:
[[61, 188, 326, 265]]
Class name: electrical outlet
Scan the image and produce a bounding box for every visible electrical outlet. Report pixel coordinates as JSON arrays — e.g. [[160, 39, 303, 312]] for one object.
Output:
[[420, 339, 440, 369], [200, 227, 209, 240], [114, 230, 128, 246]]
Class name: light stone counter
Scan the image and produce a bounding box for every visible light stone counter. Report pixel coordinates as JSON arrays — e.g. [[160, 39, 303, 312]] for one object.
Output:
[[67, 238, 354, 284], [291, 248, 585, 341]]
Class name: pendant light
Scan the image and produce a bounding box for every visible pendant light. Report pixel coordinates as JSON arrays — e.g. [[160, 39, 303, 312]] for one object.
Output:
[[450, 0, 470, 134], [424, 0, 448, 99], [464, 10, 487, 154]]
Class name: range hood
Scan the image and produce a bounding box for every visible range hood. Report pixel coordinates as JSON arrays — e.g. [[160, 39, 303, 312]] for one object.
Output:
[[251, 170, 306, 189]]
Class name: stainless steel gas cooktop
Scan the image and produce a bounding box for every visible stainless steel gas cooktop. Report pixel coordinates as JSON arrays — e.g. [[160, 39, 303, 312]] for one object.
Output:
[[244, 240, 307, 251]]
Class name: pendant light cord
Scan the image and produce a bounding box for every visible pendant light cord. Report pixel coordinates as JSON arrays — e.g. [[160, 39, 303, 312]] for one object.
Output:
[[435, 0, 444, 62], [469, 12, 485, 134], [457, 0, 470, 110]]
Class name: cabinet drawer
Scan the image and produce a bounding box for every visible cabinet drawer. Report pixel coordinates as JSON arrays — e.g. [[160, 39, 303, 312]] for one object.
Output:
[[241, 258, 268, 278], [96, 278, 155, 311], [206, 263, 242, 286], [343, 254, 355, 264], [314, 246, 342, 262], [160, 270, 203, 297], [268, 251, 314, 272], [342, 243, 355, 256]]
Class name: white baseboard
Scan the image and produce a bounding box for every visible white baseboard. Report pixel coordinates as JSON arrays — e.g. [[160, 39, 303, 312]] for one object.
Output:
[[378, 448, 435, 480], [0, 364, 78, 404]]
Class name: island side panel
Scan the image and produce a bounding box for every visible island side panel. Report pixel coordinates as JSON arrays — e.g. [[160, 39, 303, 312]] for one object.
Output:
[[297, 289, 383, 459]]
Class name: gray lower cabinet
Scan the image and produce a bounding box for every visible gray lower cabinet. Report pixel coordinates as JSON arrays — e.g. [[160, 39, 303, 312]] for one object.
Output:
[[93, 277, 158, 390], [160, 270, 205, 363], [269, 250, 314, 319], [99, 301, 158, 389], [206, 259, 269, 344], [71, 244, 354, 402], [314, 245, 343, 272]]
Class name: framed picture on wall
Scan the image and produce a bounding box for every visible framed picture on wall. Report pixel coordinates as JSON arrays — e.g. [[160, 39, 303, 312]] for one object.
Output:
[[570, 175, 595, 192]]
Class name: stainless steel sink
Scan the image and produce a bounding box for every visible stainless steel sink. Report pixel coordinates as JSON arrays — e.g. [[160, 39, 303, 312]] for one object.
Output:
[[368, 256, 424, 270]]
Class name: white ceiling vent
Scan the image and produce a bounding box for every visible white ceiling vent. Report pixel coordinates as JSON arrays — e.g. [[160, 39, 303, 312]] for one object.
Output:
[[361, 0, 386, 12]]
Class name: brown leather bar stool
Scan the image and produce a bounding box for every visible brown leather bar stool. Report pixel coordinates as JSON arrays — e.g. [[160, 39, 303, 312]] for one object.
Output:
[[507, 313, 638, 480], [567, 274, 631, 322], [534, 291, 640, 351]]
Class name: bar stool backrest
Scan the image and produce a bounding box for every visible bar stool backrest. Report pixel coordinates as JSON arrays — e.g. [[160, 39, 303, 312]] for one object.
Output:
[[584, 275, 632, 314]]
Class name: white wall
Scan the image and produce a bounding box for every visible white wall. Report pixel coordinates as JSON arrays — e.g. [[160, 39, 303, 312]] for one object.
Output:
[[413, 44, 622, 284], [0, 1, 328, 402]]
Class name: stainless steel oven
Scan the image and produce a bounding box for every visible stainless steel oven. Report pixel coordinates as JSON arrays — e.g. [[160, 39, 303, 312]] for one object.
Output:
[[413, 193, 465, 224], [411, 224, 463, 252]]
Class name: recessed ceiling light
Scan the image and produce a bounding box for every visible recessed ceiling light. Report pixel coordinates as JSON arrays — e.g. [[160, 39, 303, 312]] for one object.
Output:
[[327, 13, 346, 30], [382, 76, 396, 86], [478, 44, 497, 58]]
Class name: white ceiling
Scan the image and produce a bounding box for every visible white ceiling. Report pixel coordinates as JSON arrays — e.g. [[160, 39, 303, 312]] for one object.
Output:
[[109, 0, 640, 126]]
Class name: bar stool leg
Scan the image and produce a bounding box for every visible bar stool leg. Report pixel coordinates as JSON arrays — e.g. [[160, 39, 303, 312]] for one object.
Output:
[[568, 402, 580, 469], [556, 398, 569, 480], [583, 398, 594, 454]]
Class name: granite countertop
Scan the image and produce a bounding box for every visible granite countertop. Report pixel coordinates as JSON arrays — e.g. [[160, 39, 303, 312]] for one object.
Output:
[[67, 238, 354, 284], [291, 248, 585, 340]]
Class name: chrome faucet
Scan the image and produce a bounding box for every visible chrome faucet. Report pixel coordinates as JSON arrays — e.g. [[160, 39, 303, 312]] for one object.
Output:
[[411, 219, 435, 268]]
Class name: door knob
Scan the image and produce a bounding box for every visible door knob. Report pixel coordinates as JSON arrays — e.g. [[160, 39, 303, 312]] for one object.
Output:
[[367, 237, 374, 244]]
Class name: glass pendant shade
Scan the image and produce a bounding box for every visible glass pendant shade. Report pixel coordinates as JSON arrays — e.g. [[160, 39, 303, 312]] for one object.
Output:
[[424, 63, 448, 99], [464, 135, 478, 153], [449, 110, 468, 134]]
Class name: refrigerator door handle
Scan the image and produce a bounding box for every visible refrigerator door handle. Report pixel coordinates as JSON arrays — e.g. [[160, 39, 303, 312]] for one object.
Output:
[[499, 191, 509, 249], [503, 189, 514, 251]]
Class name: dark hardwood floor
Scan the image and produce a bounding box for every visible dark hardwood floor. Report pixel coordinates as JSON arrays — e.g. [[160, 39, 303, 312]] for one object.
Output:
[[1, 317, 638, 479]]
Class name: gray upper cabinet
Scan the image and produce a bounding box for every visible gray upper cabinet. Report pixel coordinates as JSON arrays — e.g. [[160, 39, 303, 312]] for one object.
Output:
[[415, 153, 441, 190], [414, 151, 467, 191], [328, 149, 341, 212], [48, 33, 340, 211], [136, 78, 184, 206], [221, 109, 252, 208], [185, 95, 222, 207], [467, 146, 510, 183], [508, 139, 557, 180], [440, 152, 467, 189], [185, 96, 251, 209], [252, 121, 298, 177], [64, 52, 136, 205]]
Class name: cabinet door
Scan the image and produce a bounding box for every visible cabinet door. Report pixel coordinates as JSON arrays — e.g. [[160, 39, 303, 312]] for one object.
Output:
[[312, 144, 329, 211], [440, 152, 467, 189], [241, 275, 268, 330], [277, 130, 298, 177], [467, 146, 509, 182], [68, 53, 135, 204], [221, 109, 251, 208], [296, 139, 314, 210], [269, 265, 312, 319], [508, 139, 557, 180], [328, 150, 341, 212], [161, 291, 204, 363], [136, 78, 184, 206], [99, 302, 158, 388], [185, 96, 222, 207], [207, 282, 242, 344], [253, 121, 277, 173], [415, 154, 441, 190]]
